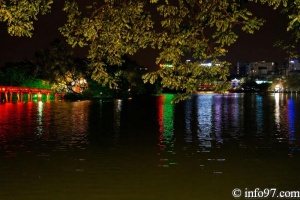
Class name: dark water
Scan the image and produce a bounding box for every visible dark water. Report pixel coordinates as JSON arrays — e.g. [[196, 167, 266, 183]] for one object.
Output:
[[1, 93, 300, 200]]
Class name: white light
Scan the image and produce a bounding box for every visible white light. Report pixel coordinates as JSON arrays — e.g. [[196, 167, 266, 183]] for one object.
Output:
[[201, 63, 212, 67]]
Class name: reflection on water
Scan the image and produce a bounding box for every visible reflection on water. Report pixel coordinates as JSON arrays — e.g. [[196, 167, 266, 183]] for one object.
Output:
[[213, 95, 222, 144], [157, 94, 176, 167], [1, 93, 300, 200], [274, 93, 281, 132], [213, 94, 245, 144], [37, 102, 44, 135], [196, 95, 212, 149], [288, 98, 296, 142], [113, 99, 122, 137], [256, 94, 263, 136]]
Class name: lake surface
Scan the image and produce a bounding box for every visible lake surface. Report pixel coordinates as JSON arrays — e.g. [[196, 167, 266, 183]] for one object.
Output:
[[0, 93, 300, 200]]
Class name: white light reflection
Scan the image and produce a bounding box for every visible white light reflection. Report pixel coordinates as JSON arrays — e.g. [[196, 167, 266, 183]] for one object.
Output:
[[196, 95, 213, 149], [232, 94, 239, 131], [37, 101, 43, 135], [213, 95, 223, 144], [274, 93, 281, 131]]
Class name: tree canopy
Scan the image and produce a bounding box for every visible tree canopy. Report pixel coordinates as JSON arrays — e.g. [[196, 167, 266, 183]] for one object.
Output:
[[1, 0, 299, 101]]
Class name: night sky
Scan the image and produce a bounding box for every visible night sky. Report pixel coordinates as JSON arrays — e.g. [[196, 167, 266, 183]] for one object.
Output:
[[0, 2, 291, 70], [226, 3, 290, 64]]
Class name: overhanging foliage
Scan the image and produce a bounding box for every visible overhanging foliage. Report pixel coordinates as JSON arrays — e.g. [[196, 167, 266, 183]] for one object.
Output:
[[1, 0, 299, 101]]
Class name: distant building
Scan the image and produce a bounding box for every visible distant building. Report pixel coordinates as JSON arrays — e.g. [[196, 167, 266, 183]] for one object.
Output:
[[248, 61, 275, 77], [274, 62, 288, 77], [288, 59, 300, 75], [236, 60, 289, 78], [159, 61, 220, 68], [236, 62, 251, 76]]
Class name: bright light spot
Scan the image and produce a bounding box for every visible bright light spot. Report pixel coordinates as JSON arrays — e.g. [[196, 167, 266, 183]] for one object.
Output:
[[255, 80, 272, 84], [200, 62, 221, 67], [275, 84, 283, 92], [201, 63, 212, 67], [160, 64, 173, 68]]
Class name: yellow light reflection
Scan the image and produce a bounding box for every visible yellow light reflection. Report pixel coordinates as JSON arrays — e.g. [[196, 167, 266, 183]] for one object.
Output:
[[113, 99, 122, 137], [69, 101, 89, 148]]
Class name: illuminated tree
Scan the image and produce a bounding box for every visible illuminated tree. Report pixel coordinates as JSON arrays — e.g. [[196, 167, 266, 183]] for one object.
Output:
[[22, 77, 52, 89], [1, 0, 299, 101], [32, 39, 89, 93]]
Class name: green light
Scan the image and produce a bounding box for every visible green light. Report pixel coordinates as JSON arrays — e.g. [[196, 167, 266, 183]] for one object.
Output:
[[157, 94, 177, 167], [162, 94, 174, 142]]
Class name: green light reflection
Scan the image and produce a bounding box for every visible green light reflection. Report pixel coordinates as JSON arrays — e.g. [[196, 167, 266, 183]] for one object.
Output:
[[157, 94, 176, 167]]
